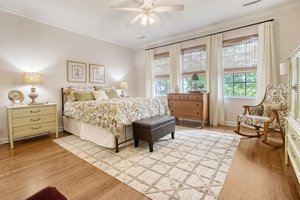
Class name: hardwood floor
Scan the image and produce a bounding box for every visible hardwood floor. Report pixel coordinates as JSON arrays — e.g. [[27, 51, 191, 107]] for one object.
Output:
[[0, 122, 299, 200]]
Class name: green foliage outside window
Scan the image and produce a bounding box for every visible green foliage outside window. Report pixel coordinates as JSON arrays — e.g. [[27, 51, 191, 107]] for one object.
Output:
[[224, 72, 256, 97], [154, 79, 170, 96], [183, 75, 206, 92]]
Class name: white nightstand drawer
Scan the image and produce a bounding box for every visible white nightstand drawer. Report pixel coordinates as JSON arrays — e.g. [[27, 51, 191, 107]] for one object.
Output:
[[12, 106, 55, 118], [12, 114, 55, 127], [13, 122, 56, 137]]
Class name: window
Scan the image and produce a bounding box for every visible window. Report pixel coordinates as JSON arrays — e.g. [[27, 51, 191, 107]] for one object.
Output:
[[153, 52, 170, 96], [182, 45, 206, 92], [223, 35, 258, 97]]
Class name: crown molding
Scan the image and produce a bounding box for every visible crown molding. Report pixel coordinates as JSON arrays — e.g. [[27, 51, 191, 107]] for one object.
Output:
[[137, 1, 300, 50], [0, 1, 299, 50]]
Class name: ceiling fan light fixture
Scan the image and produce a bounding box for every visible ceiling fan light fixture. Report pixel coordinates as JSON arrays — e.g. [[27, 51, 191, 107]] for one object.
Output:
[[140, 14, 155, 26], [141, 14, 148, 25], [149, 16, 155, 24], [111, 0, 184, 26]]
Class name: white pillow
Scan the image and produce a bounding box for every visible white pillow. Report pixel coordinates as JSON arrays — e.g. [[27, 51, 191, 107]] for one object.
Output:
[[92, 90, 109, 100]]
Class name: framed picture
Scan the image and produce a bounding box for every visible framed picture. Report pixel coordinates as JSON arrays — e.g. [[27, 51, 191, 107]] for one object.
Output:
[[89, 64, 105, 83], [67, 61, 87, 82]]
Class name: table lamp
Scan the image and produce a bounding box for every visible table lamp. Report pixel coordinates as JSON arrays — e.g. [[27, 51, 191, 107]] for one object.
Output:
[[23, 72, 43, 105], [118, 81, 128, 97]]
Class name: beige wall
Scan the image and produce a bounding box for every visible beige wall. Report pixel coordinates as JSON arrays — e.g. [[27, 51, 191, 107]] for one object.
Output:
[[135, 6, 300, 125], [0, 11, 136, 142]]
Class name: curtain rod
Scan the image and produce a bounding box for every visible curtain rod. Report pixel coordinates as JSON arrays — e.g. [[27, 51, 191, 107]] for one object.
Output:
[[145, 18, 274, 51]]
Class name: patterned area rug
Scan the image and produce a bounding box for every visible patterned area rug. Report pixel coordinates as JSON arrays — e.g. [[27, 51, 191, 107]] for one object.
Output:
[[54, 127, 240, 200]]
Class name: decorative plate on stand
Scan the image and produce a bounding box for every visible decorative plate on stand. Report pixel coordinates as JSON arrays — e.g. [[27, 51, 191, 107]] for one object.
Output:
[[8, 90, 24, 104]]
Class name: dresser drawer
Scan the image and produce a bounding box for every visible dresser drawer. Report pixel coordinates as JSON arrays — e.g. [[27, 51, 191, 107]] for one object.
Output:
[[169, 100, 202, 109], [12, 114, 55, 127], [13, 122, 56, 137], [170, 108, 202, 117], [12, 106, 55, 118], [168, 94, 202, 100]]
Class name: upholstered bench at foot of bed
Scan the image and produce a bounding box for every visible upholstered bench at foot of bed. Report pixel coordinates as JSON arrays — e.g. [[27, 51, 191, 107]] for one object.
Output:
[[132, 115, 175, 152]]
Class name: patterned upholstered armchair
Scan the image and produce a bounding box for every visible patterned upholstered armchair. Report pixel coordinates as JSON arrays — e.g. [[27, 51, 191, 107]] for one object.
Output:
[[235, 84, 288, 146]]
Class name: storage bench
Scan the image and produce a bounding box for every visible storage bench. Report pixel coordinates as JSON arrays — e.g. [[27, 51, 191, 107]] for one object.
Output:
[[132, 115, 175, 152]]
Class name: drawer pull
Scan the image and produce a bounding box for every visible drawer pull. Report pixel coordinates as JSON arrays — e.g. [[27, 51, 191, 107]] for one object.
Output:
[[31, 118, 41, 122], [291, 134, 296, 141], [196, 104, 199, 106], [30, 110, 41, 113], [31, 126, 41, 130]]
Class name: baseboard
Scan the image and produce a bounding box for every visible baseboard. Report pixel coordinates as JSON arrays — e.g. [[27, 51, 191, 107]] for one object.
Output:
[[0, 126, 64, 145], [224, 121, 236, 127]]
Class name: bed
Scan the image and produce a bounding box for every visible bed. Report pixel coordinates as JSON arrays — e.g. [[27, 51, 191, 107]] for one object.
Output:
[[61, 87, 169, 152]]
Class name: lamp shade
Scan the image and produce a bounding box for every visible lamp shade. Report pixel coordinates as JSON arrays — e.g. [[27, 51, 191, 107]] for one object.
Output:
[[279, 63, 288, 76], [23, 72, 43, 85], [118, 81, 128, 90]]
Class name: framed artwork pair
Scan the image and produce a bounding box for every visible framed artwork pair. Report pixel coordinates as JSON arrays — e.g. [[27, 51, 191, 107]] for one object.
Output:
[[67, 61, 105, 83]]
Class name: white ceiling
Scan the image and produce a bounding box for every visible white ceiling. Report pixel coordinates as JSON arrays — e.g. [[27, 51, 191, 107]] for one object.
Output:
[[0, 0, 298, 49]]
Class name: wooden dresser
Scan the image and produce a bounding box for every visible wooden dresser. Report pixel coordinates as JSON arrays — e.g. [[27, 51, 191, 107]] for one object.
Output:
[[285, 45, 300, 184], [167, 93, 209, 128], [7, 103, 58, 149]]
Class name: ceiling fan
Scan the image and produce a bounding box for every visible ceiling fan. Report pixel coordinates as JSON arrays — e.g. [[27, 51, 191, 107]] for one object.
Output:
[[111, 0, 184, 26]]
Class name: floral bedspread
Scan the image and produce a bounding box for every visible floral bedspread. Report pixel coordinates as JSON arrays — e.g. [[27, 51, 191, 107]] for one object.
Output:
[[64, 97, 169, 137]]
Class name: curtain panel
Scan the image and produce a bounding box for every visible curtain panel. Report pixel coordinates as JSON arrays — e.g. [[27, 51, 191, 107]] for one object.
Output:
[[257, 21, 278, 102], [207, 34, 225, 126], [145, 49, 155, 98], [169, 44, 182, 92]]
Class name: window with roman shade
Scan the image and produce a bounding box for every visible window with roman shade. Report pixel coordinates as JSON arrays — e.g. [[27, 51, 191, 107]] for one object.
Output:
[[223, 34, 258, 97], [153, 52, 170, 96], [181, 45, 206, 92]]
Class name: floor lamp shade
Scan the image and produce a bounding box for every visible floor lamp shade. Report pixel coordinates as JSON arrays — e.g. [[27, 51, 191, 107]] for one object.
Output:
[[23, 72, 43, 104]]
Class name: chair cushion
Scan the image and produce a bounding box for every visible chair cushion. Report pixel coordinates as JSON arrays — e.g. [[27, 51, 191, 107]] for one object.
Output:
[[262, 102, 281, 117], [239, 115, 280, 129]]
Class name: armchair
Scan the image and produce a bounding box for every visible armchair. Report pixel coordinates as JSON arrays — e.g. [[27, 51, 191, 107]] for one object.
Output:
[[235, 84, 288, 146]]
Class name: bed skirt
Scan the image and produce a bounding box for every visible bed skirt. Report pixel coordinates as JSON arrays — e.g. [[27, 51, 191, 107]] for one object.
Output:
[[62, 116, 133, 149]]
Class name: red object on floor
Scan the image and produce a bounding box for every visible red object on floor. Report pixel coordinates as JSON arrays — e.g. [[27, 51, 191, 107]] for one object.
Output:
[[26, 186, 68, 200]]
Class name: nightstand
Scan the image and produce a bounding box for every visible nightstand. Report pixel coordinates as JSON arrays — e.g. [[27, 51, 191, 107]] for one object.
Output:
[[7, 103, 58, 149]]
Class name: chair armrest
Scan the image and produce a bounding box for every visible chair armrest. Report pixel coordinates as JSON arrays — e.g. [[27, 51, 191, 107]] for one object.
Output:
[[268, 108, 288, 127], [243, 104, 264, 115]]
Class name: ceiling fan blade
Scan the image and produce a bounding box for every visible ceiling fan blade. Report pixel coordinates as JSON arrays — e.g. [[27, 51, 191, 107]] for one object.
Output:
[[150, 13, 162, 25], [154, 5, 184, 12], [110, 6, 140, 12], [127, 14, 143, 26]]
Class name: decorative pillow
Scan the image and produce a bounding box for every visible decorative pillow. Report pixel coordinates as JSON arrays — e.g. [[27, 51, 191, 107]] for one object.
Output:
[[105, 90, 120, 99], [63, 87, 76, 102], [63, 86, 95, 101], [262, 102, 281, 117], [74, 92, 95, 101], [92, 90, 109, 100]]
